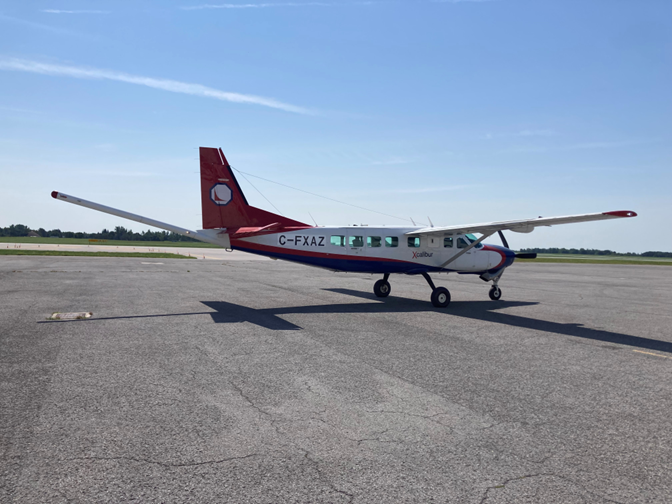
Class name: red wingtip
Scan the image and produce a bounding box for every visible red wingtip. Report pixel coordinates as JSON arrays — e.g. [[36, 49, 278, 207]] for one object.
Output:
[[603, 210, 637, 217], [51, 191, 59, 199]]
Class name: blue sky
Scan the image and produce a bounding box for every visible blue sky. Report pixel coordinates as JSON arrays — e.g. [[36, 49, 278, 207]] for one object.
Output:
[[1, 0, 670, 252]]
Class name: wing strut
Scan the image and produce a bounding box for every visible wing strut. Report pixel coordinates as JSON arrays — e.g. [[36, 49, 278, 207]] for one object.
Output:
[[439, 232, 494, 269]]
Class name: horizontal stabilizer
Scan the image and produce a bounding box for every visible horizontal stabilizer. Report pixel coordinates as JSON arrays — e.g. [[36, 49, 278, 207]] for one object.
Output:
[[51, 191, 228, 247]]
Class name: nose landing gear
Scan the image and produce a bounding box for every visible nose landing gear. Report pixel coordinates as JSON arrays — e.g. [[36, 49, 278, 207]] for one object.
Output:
[[482, 270, 504, 301], [489, 285, 502, 301]]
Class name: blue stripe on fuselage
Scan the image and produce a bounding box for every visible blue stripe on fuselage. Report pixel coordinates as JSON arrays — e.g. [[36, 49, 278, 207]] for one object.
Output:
[[233, 245, 451, 274], [486, 244, 516, 273]]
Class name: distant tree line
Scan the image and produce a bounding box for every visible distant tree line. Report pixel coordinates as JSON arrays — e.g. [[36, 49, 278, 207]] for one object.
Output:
[[3, 225, 671, 255], [0, 224, 199, 242], [519, 247, 672, 258]]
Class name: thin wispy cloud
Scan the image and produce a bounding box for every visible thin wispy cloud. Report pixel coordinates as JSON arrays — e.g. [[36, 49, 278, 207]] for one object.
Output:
[[41, 10, 111, 14], [484, 129, 555, 140], [0, 58, 313, 115], [369, 157, 414, 166], [79, 170, 158, 177], [0, 13, 77, 36], [516, 129, 555, 137], [0, 105, 44, 115], [564, 138, 660, 151], [181, 2, 372, 9], [431, 0, 495, 3], [181, 0, 487, 9], [498, 137, 660, 154], [389, 184, 473, 194]]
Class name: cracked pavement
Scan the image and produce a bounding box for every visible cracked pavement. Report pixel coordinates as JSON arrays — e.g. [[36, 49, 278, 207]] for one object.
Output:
[[1, 257, 671, 502]]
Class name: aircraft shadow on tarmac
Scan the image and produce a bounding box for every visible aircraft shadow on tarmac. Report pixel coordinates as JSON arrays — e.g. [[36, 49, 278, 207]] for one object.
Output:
[[43, 290, 672, 354], [326, 288, 672, 354]]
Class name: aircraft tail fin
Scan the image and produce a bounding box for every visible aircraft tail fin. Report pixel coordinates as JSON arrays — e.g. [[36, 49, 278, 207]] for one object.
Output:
[[200, 147, 309, 230]]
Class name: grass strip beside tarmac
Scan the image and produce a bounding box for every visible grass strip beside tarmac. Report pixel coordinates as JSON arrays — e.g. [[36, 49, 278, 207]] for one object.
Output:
[[516, 257, 671, 266], [0, 250, 195, 259], [0, 237, 217, 248]]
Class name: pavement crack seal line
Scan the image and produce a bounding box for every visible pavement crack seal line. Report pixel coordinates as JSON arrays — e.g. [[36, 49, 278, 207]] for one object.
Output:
[[54, 487, 75, 504], [67, 453, 259, 468], [478, 472, 628, 504], [230, 381, 354, 502], [300, 448, 355, 503], [364, 409, 456, 429], [229, 380, 274, 420]]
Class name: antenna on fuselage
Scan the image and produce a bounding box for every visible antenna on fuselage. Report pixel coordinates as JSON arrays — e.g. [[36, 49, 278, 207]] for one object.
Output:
[[428, 217, 434, 227], [308, 212, 318, 226], [410, 217, 416, 226]]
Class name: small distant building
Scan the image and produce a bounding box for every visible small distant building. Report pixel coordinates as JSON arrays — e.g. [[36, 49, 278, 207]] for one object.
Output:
[[27, 231, 40, 237]]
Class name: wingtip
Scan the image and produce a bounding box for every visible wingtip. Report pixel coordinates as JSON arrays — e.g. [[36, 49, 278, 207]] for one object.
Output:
[[603, 210, 637, 218]]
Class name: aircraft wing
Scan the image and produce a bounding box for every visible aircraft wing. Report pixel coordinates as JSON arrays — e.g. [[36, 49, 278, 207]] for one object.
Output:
[[405, 210, 637, 236]]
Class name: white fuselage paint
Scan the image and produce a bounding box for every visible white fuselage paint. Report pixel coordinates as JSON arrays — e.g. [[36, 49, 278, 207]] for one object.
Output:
[[224, 226, 507, 273]]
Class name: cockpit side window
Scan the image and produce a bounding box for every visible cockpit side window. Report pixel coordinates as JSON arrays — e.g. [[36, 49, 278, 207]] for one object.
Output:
[[465, 233, 484, 249], [457, 237, 469, 249]]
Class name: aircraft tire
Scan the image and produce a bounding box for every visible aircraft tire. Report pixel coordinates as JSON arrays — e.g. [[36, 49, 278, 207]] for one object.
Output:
[[374, 280, 391, 298], [431, 287, 450, 308], [489, 286, 502, 301]]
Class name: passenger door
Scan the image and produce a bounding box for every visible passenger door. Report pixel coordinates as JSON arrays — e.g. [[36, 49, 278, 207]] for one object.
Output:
[[348, 235, 365, 256], [450, 235, 477, 270]]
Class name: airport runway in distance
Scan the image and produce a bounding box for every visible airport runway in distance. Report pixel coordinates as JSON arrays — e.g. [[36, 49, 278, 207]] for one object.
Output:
[[1, 256, 671, 503]]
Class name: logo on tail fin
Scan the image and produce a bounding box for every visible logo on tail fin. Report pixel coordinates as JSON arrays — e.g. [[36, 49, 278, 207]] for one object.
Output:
[[210, 184, 232, 206]]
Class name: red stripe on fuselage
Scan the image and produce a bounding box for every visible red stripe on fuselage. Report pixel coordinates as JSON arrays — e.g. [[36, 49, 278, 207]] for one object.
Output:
[[482, 244, 506, 269], [231, 238, 412, 264]]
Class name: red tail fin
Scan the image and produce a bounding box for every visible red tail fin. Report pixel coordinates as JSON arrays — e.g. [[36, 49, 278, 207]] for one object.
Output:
[[200, 147, 309, 230]]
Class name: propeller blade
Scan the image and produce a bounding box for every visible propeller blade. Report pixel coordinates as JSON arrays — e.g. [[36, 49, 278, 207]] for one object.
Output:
[[497, 230, 509, 249], [515, 253, 537, 259]]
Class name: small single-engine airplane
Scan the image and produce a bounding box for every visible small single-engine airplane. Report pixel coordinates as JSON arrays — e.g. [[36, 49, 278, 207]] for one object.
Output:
[[52, 147, 637, 307]]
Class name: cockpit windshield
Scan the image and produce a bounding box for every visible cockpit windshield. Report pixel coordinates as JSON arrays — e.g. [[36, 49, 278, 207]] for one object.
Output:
[[465, 233, 484, 249]]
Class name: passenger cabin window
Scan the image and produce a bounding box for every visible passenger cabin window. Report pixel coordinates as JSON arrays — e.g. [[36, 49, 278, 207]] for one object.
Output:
[[349, 236, 364, 248], [367, 236, 382, 248], [457, 237, 469, 249], [407, 237, 421, 248], [444, 237, 453, 248], [385, 236, 399, 248], [331, 235, 345, 247]]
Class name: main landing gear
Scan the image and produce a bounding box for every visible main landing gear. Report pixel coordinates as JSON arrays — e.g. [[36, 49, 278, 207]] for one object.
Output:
[[374, 274, 391, 298], [422, 272, 451, 308], [372, 273, 450, 308]]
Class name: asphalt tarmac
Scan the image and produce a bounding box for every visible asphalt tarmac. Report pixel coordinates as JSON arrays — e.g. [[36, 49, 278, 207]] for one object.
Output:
[[1, 256, 671, 503]]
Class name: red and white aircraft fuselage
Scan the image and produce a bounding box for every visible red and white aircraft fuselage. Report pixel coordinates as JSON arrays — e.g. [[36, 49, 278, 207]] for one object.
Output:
[[52, 147, 637, 307]]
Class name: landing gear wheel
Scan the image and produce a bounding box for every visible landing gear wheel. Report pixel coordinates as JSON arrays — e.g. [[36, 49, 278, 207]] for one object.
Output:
[[431, 287, 451, 308], [374, 279, 391, 298], [489, 286, 502, 301]]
